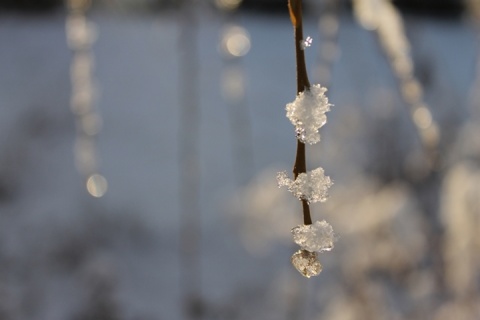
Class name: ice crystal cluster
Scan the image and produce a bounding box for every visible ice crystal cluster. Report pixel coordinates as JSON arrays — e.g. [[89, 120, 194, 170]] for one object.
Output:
[[292, 220, 335, 252], [285, 84, 331, 145], [276, 168, 333, 204], [300, 36, 313, 50]]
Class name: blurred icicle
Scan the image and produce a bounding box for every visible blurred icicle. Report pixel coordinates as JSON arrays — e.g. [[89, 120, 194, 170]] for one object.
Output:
[[285, 84, 332, 145], [352, 0, 440, 166], [277, 167, 333, 204], [66, 0, 107, 198]]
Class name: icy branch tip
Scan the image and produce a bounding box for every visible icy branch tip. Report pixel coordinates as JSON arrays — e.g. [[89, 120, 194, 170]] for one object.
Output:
[[276, 167, 333, 204], [292, 220, 336, 253], [286, 84, 332, 145]]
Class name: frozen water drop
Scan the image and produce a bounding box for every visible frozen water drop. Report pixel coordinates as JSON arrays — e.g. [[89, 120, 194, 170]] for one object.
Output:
[[291, 250, 322, 278]]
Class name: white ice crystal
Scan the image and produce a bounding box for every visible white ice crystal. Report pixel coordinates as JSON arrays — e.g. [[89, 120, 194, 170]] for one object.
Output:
[[291, 250, 322, 278], [300, 36, 313, 50], [285, 84, 331, 145], [276, 168, 333, 204], [292, 220, 336, 252]]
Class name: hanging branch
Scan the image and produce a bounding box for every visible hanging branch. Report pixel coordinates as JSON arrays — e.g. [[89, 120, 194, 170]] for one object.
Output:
[[278, 0, 336, 278], [66, 0, 108, 198], [289, 0, 312, 225]]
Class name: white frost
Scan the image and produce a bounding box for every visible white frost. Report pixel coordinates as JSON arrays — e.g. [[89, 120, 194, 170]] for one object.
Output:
[[285, 84, 332, 145], [292, 220, 336, 252], [276, 167, 333, 204], [300, 36, 313, 50]]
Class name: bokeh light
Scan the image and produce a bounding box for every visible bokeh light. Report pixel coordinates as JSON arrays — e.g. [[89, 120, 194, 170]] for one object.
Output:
[[215, 0, 242, 11], [413, 106, 433, 129], [319, 14, 339, 37], [402, 79, 423, 104], [86, 173, 108, 198], [220, 25, 251, 58]]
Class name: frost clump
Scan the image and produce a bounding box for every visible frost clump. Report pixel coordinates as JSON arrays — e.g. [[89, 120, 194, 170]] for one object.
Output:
[[276, 168, 333, 204], [286, 84, 332, 145], [291, 250, 322, 278], [300, 36, 313, 50], [292, 220, 336, 252]]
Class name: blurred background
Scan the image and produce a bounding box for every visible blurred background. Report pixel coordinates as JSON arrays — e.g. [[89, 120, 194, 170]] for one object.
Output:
[[1, 0, 480, 319]]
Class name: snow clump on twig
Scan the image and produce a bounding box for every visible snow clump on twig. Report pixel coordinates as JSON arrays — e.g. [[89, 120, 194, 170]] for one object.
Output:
[[291, 220, 336, 252], [285, 84, 332, 145], [276, 167, 333, 204]]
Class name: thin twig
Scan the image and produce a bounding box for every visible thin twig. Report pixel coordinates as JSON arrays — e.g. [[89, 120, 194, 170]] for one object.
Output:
[[289, 0, 312, 225]]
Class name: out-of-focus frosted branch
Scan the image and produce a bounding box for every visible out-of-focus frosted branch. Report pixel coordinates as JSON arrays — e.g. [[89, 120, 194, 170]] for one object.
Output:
[[314, 0, 342, 88], [353, 0, 441, 170], [66, 0, 108, 198]]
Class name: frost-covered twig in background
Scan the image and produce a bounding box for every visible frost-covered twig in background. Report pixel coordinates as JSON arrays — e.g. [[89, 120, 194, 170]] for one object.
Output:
[[217, 2, 255, 186], [278, 0, 335, 278], [353, 0, 454, 292], [314, 0, 342, 88], [352, 0, 441, 170], [66, 0, 108, 197]]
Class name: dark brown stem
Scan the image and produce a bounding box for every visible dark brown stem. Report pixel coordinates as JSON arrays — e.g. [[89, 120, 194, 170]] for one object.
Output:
[[289, 0, 312, 225]]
